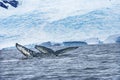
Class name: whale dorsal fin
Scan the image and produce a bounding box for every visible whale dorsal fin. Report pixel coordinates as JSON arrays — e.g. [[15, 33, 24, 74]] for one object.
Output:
[[16, 43, 38, 57], [55, 47, 78, 56], [35, 45, 55, 54]]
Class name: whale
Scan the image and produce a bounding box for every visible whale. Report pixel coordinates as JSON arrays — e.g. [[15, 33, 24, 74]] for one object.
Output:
[[16, 43, 42, 58], [16, 43, 78, 58], [35, 45, 78, 56]]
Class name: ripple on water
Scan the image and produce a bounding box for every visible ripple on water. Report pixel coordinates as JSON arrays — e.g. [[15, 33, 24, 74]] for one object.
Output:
[[0, 44, 120, 80]]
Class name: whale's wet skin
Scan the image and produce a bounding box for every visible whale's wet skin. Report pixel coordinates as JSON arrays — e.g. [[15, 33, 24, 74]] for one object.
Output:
[[15, 43, 78, 58], [0, 44, 120, 80]]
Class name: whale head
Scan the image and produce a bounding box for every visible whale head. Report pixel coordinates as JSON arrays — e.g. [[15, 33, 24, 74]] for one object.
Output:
[[35, 45, 48, 53], [16, 43, 33, 57], [35, 45, 55, 54]]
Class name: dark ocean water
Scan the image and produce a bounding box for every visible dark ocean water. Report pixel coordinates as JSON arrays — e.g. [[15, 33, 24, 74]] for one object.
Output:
[[0, 44, 120, 80]]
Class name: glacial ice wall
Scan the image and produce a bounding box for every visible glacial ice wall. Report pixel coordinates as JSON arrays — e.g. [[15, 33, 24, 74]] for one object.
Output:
[[0, 0, 120, 49]]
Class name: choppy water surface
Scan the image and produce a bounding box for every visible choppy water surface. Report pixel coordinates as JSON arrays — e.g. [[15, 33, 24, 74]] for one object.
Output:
[[0, 44, 120, 80]]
